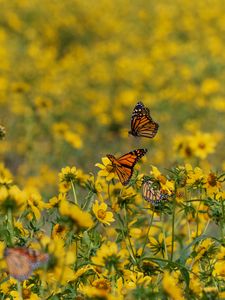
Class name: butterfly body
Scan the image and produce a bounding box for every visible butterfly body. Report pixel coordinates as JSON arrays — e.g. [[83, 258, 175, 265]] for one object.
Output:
[[106, 149, 147, 186], [129, 102, 159, 138], [4, 247, 49, 281]]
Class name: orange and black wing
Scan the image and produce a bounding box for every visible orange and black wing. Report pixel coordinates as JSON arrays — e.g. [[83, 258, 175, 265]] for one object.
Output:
[[129, 102, 159, 138], [107, 149, 147, 185], [142, 180, 161, 204], [142, 179, 168, 205], [4, 247, 49, 281]]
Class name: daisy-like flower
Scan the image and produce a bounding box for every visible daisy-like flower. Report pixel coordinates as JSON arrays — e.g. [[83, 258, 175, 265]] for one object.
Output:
[[46, 193, 66, 209], [79, 278, 111, 299], [0, 185, 26, 216], [59, 199, 93, 229], [59, 166, 88, 191], [40, 235, 76, 285], [64, 130, 83, 149], [162, 271, 184, 300], [150, 166, 174, 195], [203, 172, 222, 196], [0, 163, 13, 187], [190, 131, 217, 160], [92, 200, 115, 225], [123, 269, 152, 288], [185, 164, 204, 186], [92, 241, 129, 274], [147, 232, 173, 257], [59, 166, 77, 183], [173, 134, 194, 159], [95, 157, 116, 182], [25, 187, 47, 220], [191, 238, 214, 262], [211, 246, 225, 279]]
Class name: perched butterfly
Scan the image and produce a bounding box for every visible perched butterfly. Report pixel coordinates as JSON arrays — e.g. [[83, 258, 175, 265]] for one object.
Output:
[[106, 149, 147, 186], [4, 247, 49, 281], [142, 179, 168, 206], [129, 102, 159, 138]]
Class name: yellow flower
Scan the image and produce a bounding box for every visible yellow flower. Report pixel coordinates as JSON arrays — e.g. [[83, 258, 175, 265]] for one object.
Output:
[[162, 271, 185, 300], [189, 131, 216, 160], [95, 157, 116, 182], [203, 172, 222, 196], [185, 164, 204, 186], [92, 200, 115, 225], [92, 241, 129, 274], [59, 166, 78, 183], [46, 193, 65, 209], [64, 130, 83, 149], [79, 278, 111, 299], [25, 187, 47, 220], [59, 199, 93, 229], [148, 232, 173, 257], [0, 163, 13, 186], [34, 96, 53, 115], [191, 238, 214, 263], [43, 236, 76, 285], [123, 269, 152, 288], [58, 166, 88, 190], [0, 185, 26, 216]]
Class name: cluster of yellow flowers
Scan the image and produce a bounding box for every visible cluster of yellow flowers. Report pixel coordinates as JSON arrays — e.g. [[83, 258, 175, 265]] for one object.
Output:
[[0, 158, 224, 299], [0, 0, 225, 299]]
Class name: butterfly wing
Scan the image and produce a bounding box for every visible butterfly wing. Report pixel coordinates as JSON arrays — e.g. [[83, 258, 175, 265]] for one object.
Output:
[[107, 149, 147, 185], [4, 247, 49, 281], [142, 180, 168, 205], [129, 102, 159, 138]]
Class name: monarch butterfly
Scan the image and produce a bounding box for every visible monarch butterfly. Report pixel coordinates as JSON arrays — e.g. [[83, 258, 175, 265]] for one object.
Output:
[[4, 247, 49, 281], [129, 102, 159, 138], [106, 149, 147, 186], [142, 179, 168, 206]]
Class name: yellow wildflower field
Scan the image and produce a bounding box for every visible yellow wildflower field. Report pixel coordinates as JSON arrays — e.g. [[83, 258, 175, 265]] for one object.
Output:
[[0, 0, 225, 299]]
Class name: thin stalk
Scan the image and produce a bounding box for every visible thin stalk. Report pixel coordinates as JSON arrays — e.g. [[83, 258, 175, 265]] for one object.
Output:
[[107, 182, 111, 202], [195, 200, 201, 238], [123, 207, 138, 266], [7, 209, 14, 245], [140, 207, 155, 258], [118, 215, 136, 265], [170, 200, 175, 262], [221, 200, 225, 242], [161, 213, 168, 260], [71, 180, 78, 205], [17, 280, 23, 300], [75, 238, 78, 270]]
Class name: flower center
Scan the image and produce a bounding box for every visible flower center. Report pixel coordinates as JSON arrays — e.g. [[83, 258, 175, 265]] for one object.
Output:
[[198, 143, 206, 149], [98, 209, 106, 219], [207, 173, 217, 186]]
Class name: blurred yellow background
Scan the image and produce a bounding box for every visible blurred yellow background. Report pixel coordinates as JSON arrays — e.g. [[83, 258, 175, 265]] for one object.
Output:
[[0, 0, 224, 194]]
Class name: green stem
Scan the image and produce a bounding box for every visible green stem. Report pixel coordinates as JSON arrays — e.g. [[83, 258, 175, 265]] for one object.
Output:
[[118, 215, 136, 265], [140, 207, 155, 259], [161, 213, 168, 260], [75, 237, 78, 270], [7, 209, 14, 246], [221, 200, 225, 242], [17, 280, 23, 300], [170, 200, 175, 262], [71, 180, 78, 205], [123, 208, 137, 266]]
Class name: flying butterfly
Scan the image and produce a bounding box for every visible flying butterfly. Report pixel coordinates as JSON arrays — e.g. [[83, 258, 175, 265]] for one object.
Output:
[[106, 149, 147, 186], [129, 102, 159, 138], [142, 179, 168, 206], [4, 247, 49, 281]]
